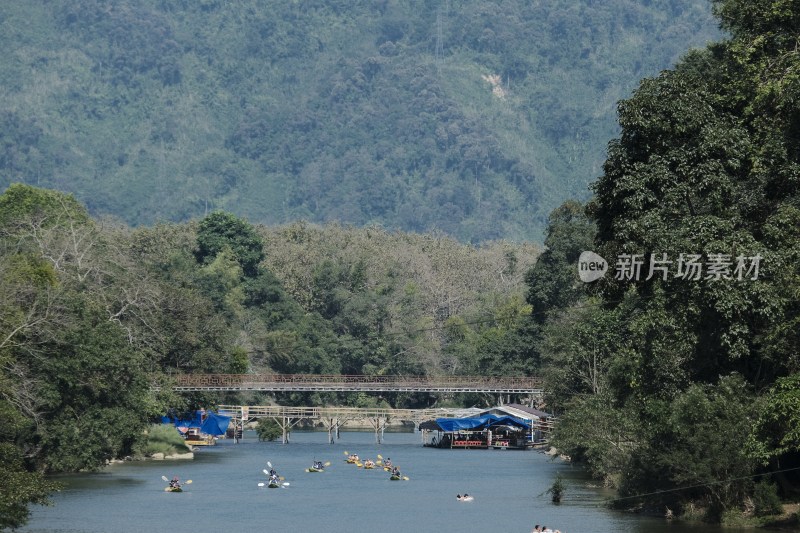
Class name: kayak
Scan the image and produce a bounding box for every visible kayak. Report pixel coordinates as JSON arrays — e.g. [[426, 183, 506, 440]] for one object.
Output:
[[363, 464, 375, 469], [390, 475, 402, 481], [268, 481, 280, 488], [164, 486, 182, 492], [305, 467, 325, 473]]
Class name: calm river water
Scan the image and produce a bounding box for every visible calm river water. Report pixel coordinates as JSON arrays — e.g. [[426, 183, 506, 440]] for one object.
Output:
[[20, 430, 752, 533]]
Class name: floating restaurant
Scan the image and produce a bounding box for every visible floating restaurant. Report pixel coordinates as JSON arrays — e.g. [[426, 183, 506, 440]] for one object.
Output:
[[161, 409, 231, 447], [419, 403, 553, 450]]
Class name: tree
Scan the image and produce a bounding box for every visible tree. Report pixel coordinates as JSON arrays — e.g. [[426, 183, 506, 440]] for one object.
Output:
[[0, 443, 59, 531], [619, 375, 757, 521], [748, 373, 800, 464], [195, 211, 264, 277], [255, 419, 282, 442], [525, 200, 595, 322], [550, 0, 800, 518]]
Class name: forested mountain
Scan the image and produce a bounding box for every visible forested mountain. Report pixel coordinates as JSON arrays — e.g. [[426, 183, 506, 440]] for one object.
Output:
[[0, 0, 719, 242]]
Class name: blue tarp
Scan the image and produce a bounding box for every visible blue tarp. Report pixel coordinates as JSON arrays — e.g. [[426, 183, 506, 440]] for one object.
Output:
[[200, 412, 231, 436], [431, 414, 530, 432], [161, 410, 231, 436]]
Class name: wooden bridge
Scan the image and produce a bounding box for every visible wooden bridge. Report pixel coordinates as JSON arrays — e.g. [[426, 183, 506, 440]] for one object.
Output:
[[216, 404, 554, 445], [166, 374, 543, 394]]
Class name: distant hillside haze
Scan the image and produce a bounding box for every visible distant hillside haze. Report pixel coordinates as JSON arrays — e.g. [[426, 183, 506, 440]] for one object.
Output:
[[0, 0, 720, 243]]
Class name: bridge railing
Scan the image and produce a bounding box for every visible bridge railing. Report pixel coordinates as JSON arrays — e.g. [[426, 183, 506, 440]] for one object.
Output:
[[216, 404, 475, 422], [165, 373, 543, 391], [215, 404, 557, 435]]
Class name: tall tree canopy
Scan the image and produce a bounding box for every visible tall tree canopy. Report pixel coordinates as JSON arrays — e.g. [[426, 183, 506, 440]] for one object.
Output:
[[195, 211, 265, 278], [542, 0, 800, 521]]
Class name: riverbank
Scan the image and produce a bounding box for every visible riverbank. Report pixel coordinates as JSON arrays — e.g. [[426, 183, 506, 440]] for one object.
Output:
[[718, 503, 800, 530], [106, 450, 194, 465], [542, 445, 799, 530]]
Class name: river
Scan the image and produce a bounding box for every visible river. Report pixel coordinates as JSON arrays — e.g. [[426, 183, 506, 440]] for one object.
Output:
[[20, 430, 752, 533]]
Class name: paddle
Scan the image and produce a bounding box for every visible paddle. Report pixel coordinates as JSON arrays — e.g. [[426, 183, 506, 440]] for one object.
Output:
[[262, 468, 284, 479], [162, 476, 192, 483], [307, 461, 331, 472]]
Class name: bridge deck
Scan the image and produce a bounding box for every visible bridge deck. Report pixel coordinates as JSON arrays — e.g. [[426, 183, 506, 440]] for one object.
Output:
[[165, 374, 543, 394], [217, 404, 480, 424], [216, 404, 556, 435]]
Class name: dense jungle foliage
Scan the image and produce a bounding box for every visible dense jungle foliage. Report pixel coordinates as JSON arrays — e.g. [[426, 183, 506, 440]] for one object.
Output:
[[536, 0, 800, 525], [0, 184, 538, 528], [0, 0, 719, 242]]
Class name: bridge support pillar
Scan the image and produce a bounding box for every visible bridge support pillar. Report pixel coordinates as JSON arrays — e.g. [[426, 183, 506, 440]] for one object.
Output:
[[271, 416, 302, 444], [368, 417, 387, 444], [321, 417, 341, 444]]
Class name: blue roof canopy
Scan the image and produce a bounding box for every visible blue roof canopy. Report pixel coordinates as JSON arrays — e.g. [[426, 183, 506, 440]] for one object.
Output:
[[161, 410, 231, 436], [200, 412, 230, 436], [425, 414, 530, 432]]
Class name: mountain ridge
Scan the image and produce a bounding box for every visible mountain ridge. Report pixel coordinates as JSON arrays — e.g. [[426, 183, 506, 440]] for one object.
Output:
[[0, 0, 721, 242]]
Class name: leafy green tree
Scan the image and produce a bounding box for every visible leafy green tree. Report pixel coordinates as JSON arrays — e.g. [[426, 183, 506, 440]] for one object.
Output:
[[752, 479, 783, 517], [0, 185, 159, 528], [619, 375, 756, 521], [549, 0, 800, 517], [0, 183, 89, 228], [525, 200, 595, 322], [748, 373, 800, 464], [255, 419, 282, 442], [29, 302, 154, 471], [0, 443, 59, 531], [546, 474, 565, 504], [195, 211, 264, 277], [550, 393, 638, 483]]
